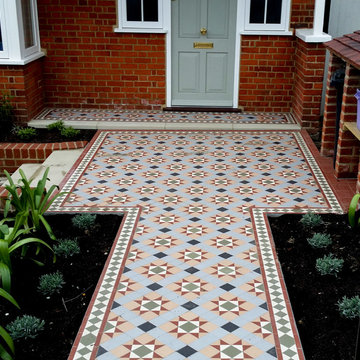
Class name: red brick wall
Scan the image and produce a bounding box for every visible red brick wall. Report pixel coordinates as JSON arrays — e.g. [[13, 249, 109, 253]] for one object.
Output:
[[291, 38, 326, 132], [239, 36, 295, 112], [290, 0, 315, 29], [0, 59, 44, 124], [37, 0, 166, 110]]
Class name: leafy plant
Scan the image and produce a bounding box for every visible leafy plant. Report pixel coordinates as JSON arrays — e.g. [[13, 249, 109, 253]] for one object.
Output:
[[60, 126, 80, 138], [15, 127, 37, 140], [6, 315, 45, 341], [348, 193, 360, 228], [71, 213, 97, 230], [0, 93, 14, 134], [38, 271, 65, 297], [338, 296, 360, 319], [300, 212, 323, 228], [316, 253, 344, 277], [0, 216, 53, 293], [4, 167, 66, 240], [46, 120, 65, 132], [0, 288, 19, 360], [307, 233, 332, 248], [53, 238, 80, 258]]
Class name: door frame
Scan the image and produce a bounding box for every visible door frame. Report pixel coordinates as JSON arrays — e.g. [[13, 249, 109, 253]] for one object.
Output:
[[165, 0, 241, 108]]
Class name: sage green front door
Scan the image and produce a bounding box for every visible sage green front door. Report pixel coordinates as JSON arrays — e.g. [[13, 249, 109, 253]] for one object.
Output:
[[171, 0, 237, 107]]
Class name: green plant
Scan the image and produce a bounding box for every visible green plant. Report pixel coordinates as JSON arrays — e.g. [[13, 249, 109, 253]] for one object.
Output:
[[6, 315, 45, 341], [338, 296, 360, 319], [300, 212, 323, 228], [71, 213, 97, 230], [38, 271, 65, 297], [0, 93, 14, 134], [15, 127, 37, 140], [307, 233, 332, 248], [348, 193, 360, 228], [0, 216, 53, 293], [46, 120, 65, 131], [53, 238, 80, 258], [4, 167, 66, 240], [0, 288, 19, 360], [60, 126, 80, 138], [316, 253, 344, 277]]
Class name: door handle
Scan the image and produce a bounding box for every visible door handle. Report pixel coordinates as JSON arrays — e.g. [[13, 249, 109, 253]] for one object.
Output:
[[200, 27, 207, 35]]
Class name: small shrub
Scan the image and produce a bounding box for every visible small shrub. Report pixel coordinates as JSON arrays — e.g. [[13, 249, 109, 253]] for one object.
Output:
[[72, 213, 97, 230], [307, 233, 332, 248], [53, 238, 80, 258], [38, 271, 65, 297], [337, 295, 360, 319], [16, 127, 37, 140], [47, 120, 65, 131], [60, 126, 80, 138], [316, 253, 344, 277], [300, 212, 323, 228], [7, 315, 45, 340]]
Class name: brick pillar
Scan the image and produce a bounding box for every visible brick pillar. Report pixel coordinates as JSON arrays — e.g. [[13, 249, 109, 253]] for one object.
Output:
[[291, 37, 326, 133], [357, 159, 360, 193], [0, 58, 45, 125], [335, 64, 360, 178], [320, 54, 344, 157]]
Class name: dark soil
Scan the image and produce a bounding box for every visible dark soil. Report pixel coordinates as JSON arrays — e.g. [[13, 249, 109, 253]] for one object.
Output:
[[269, 213, 360, 360], [0, 213, 123, 360], [0, 128, 96, 143]]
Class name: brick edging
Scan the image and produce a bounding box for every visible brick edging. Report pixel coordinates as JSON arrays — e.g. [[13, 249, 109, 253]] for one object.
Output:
[[0, 141, 88, 174]]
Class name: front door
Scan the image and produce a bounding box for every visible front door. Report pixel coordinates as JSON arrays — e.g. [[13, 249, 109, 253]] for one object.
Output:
[[171, 0, 237, 107]]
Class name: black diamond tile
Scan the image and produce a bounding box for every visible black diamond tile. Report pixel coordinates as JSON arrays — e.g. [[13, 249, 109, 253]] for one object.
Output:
[[194, 165, 203, 169], [262, 172, 271, 176], [243, 197, 253, 202], [249, 240, 256, 245], [111, 301, 121, 310], [217, 188, 226, 193], [131, 159, 139, 162], [98, 180, 106, 184], [174, 159, 182, 162], [221, 283, 235, 291], [254, 267, 261, 274], [216, 172, 226, 176], [96, 346, 107, 356], [178, 346, 196, 357], [147, 283, 162, 291], [258, 159, 266, 162], [123, 266, 131, 273], [287, 180, 297, 184], [182, 301, 198, 310], [266, 189, 276, 193], [176, 147, 184, 150], [217, 207, 228, 212], [164, 207, 174, 211], [154, 153, 162, 156], [222, 322, 240, 332], [191, 197, 202, 202], [219, 252, 232, 259], [138, 322, 156, 332], [255, 147, 263, 150], [240, 180, 250, 184], [150, 165, 159, 169], [277, 152, 285, 156], [140, 197, 150, 202], [125, 172, 134, 176], [282, 165, 291, 169], [185, 267, 199, 274], [216, 159, 225, 162], [189, 217, 201, 222], [154, 252, 167, 259], [193, 180, 202, 184], [132, 239, 139, 244], [267, 347, 277, 357], [159, 228, 171, 233], [88, 197, 99, 201], [146, 180, 155, 184], [188, 239, 200, 245], [171, 172, 180, 176], [168, 188, 177, 192], [218, 228, 230, 233], [260, 302, 268, 310], [238, 165, 246, 169], [118, 188, 128, 192], [245, 217, 251, 222], [294, 198, 304, 202]]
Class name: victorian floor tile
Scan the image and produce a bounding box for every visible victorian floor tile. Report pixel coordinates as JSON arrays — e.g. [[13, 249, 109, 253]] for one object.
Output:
[[50, 129, 345, 360]]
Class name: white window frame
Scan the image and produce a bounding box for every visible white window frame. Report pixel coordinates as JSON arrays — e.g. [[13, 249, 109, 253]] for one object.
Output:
[[241, 0, 292, 35], [115, 0, 167, 33], [0, 0, 44, 65]]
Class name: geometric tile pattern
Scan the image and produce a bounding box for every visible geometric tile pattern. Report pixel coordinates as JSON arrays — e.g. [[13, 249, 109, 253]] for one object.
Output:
[[57, 130, 342, 360], [34, 108, 297, 124]]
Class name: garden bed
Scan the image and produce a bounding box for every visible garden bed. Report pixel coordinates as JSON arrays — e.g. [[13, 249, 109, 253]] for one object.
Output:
[[269, 212, 360, 360], [0, 212, 123, 360]]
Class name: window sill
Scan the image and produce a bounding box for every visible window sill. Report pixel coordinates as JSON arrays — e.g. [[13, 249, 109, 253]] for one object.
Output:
[[0, 51, 45, 65], [296, 29, 332, 43], [114, 27, 168, 34], [240, 30, 293, 36]]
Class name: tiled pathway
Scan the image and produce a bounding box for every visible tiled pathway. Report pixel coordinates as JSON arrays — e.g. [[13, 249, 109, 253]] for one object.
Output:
[[49, 129, 343, 360]]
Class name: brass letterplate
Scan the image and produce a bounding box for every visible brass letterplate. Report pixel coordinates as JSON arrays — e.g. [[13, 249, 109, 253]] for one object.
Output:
[[193, 42, 213, 49]]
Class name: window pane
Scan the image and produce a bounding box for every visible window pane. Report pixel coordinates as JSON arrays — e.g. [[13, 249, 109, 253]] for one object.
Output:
[[266, 0, 282, 24], [126, 0, 142, 21], [143, 0, 158, 22], [250, 0, 265, 24], [21, 0, 35, 48]]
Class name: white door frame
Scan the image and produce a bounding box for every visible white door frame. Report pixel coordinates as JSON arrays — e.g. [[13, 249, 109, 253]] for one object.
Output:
[[165, 0, 241, 108]]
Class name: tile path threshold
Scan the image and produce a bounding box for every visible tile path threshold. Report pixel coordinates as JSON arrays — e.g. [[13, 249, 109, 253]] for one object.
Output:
[[42, 127, 352, 360]]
